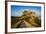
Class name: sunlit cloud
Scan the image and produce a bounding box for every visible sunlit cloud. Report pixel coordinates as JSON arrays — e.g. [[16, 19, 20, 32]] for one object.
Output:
[[19, 9, 41, 17], [11, 5, 41, 17]]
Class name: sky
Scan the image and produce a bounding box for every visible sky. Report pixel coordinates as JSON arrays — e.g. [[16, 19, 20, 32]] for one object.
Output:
[[11, 5, 41, 16]]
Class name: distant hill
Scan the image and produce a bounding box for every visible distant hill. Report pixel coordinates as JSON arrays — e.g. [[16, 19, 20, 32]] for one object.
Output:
[[11, 11, 41, 28]]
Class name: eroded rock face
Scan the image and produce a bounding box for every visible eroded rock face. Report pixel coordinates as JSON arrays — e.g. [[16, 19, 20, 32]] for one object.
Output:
[[21, 11, 37, 19], [22, 11, 41, 27], [11, 11, 41, 28]]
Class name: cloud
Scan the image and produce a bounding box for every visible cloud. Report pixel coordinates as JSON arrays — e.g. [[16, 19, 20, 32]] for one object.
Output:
[[11, 9, 41, 17], [32, 10, 41, 17]]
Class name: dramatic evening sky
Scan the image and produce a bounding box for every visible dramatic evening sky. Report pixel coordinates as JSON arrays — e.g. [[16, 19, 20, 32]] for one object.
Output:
[[11, 5, 41, 16]]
